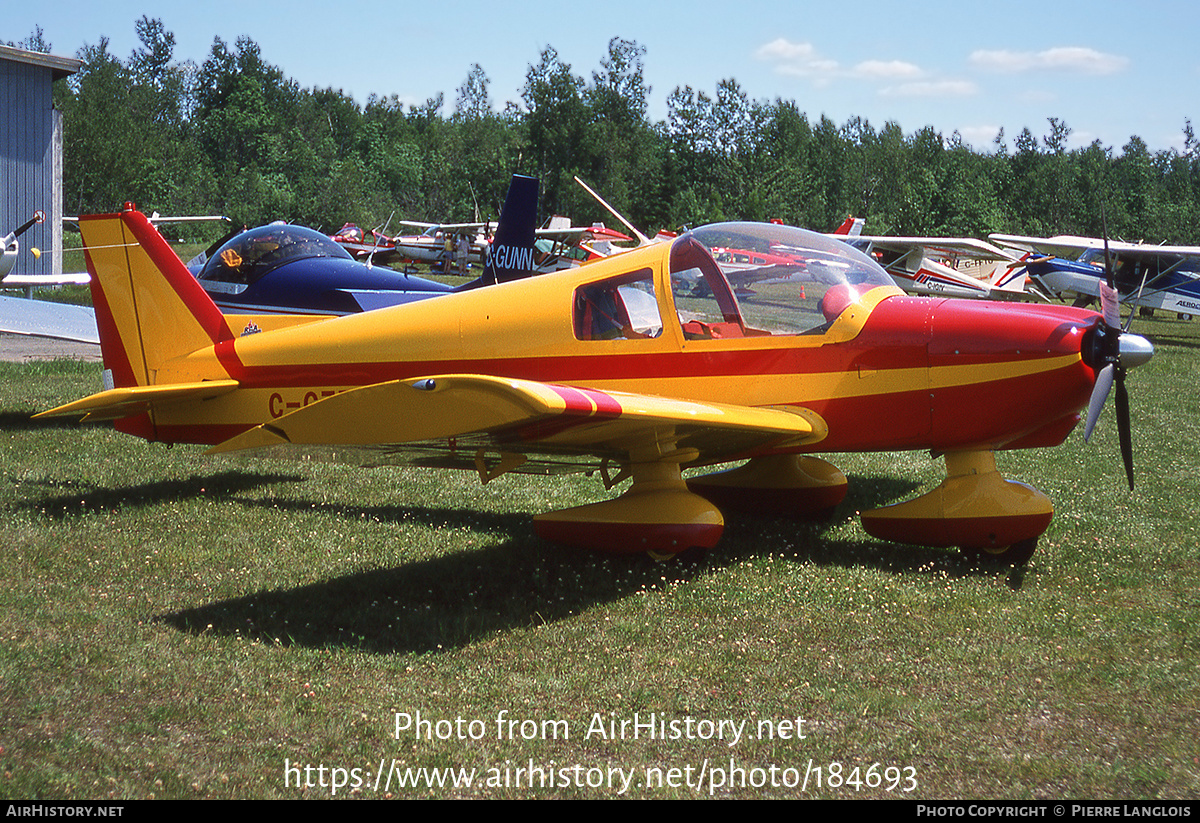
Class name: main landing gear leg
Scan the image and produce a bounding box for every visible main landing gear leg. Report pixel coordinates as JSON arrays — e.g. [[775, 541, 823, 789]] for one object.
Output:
[[533, 459, 724, 559], [686, 454, 848, 519], [859, 450, 1053, 565]]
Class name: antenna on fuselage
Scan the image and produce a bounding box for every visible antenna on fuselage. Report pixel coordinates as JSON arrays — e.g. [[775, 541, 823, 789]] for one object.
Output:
[[573, 176, 651, 246]]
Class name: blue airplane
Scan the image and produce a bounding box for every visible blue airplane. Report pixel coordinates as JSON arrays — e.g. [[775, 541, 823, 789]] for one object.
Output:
[[991, 232, 1200, 320], [190, 174, 542, 315]]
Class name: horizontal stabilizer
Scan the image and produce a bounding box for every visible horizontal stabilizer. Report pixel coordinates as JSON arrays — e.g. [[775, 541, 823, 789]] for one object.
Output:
[[337, 288, 451, 313], [35, 379, 239, 421]]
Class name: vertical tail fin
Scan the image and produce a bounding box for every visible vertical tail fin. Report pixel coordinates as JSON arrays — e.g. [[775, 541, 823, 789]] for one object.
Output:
[[985, 260, 1031, 294], [833, 216, 864, 237], [478, 174, 540, 285], [81, 204, 233, 389]]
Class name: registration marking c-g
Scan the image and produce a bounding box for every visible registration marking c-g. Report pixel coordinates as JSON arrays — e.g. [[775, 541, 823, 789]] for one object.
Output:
[[269, 389, 340, 418]]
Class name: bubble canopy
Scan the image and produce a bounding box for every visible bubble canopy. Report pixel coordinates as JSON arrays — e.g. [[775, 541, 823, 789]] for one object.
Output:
[[199, 223, 355, 286], [672, 222, 896, 336]]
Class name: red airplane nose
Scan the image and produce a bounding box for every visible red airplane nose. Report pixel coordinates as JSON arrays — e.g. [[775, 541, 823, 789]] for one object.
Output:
[[925, 299, 1100, 452]]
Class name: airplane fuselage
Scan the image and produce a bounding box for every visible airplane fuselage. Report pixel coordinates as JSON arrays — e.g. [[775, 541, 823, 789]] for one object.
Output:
[[147, 241, 1099, 460]]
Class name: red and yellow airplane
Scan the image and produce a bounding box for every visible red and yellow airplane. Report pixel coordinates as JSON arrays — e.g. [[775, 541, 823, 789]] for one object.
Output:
[[38, 205, 1154, 565]]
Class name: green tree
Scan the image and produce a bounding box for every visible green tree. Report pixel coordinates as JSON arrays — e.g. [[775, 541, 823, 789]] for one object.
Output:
[[7, 26, 50, 52], [454, 63, 492, 121], [521, 46, 588, 215], [61, 37, 148, 213]]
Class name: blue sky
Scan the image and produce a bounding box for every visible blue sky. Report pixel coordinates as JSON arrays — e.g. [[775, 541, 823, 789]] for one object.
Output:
[[7, 0, 1198, 153]]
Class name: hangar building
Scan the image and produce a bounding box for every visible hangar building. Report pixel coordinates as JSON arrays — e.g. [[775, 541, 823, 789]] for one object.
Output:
[[1, 44, 82, 279]]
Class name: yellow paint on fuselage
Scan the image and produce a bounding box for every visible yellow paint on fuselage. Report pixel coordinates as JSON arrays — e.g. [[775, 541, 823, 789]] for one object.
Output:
[[147, 234, 1080, 438]]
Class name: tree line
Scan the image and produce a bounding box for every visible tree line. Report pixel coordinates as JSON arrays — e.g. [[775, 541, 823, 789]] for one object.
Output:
[[21, 18, 1200, 245]]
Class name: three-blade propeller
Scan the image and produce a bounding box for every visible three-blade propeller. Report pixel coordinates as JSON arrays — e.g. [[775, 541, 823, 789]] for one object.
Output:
[[1081, 221, 1154, 490]]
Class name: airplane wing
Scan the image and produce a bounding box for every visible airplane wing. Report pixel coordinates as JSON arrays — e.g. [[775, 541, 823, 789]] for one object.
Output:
[[207, 374, 827, 476], [535, 227, 590, 245], [396, 221, 487, 234], [0, 294, 99, 344], [990, 233, 1200, 259], [535, 226, 633, 245], [989, 234, 1101, 258], [2, 272, 91, 287], [991, 233, 1200, 313], [830, 235, 1033, 299], [853, 235, 1020, 264]]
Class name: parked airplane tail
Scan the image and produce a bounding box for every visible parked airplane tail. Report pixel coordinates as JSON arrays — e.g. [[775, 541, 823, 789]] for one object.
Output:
[[832, 216, 865, 237], [985, 259, 1033, 295], [80, 204, 234, 390], [477, 174, 540, 286]]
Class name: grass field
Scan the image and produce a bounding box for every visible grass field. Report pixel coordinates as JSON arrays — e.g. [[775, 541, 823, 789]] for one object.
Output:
[[0, 315, 1197, 799]]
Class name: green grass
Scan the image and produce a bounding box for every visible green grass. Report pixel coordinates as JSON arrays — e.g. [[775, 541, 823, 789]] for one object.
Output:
[[0, 317, 1198, 799]]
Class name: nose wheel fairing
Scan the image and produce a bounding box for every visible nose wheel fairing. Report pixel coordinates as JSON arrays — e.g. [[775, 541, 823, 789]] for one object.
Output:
[[859, 450, 1053, 554]]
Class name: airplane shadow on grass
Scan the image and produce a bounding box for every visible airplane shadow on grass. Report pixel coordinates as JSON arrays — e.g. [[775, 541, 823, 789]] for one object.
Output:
[[0, 410, 95, 432], [17, 469, 308, 516], [158, 471, 1027, 655]]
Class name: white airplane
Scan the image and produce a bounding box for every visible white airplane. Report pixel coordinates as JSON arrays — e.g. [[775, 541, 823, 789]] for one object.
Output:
[[991, 233, 1200, 319], [388, 222, 490, 268], [384, 177, 634, 276], [829, 219, 1036, 300], [2, 211, 44, 277], [531, 215, 634, 271], [1, 210, 95, 344], [2, 211, 87, 289], [2, 212, 229, 345], [383, 221, 609, 272], [0, 294, 99, 344]]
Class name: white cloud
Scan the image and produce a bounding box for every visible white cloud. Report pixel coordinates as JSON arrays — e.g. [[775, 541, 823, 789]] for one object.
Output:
[[970, 46, 1129, 75], [756, 38, 972, 96], [852, 59, 923, 80], [754, 37, 840, 79], [881, 79, 978, 98], [755, 37, 818, 62], [755, 37, 977, 100]]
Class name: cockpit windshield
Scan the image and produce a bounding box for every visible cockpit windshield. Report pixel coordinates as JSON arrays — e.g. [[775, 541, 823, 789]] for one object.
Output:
[[673, 222, 895, 337], [199, 223, 354, 285]]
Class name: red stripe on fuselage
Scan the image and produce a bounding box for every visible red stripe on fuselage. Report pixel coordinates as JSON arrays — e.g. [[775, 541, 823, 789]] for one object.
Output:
[[208, 297, 936, 389], [84, 244, 139, 389], [217, 335, 928, 389], [140, 296, 1100, 455]]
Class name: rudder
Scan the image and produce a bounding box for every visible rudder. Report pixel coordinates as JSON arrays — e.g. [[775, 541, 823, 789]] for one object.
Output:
[[479, 175, 539, 285], [81, 204, 233, 390]]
